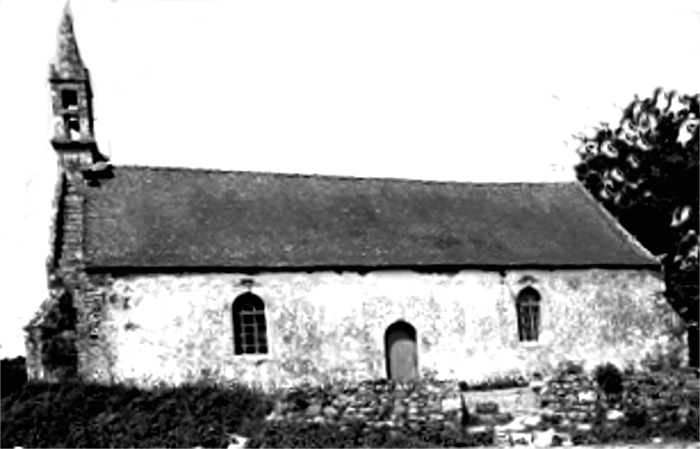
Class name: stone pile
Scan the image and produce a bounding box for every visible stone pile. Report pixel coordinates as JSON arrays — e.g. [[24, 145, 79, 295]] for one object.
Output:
[[492, 415, 573, 447], [620, 369, 699, 424], [267, 378, 578, 447], [539, 369, 599, 425], [538, 364, 699, 433], [258, 367, 698, 447], [267, 378, 464, 431]]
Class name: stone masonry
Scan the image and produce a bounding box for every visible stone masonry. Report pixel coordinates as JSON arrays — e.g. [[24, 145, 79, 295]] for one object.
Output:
[[57, 268, 682, 390]]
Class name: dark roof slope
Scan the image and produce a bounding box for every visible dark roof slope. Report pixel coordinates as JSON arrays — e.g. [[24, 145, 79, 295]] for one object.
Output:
[[83, 165, 658, 269]]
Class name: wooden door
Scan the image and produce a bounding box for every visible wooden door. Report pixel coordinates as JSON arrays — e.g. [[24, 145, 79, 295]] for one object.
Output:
[[385, 321, 418, 380]]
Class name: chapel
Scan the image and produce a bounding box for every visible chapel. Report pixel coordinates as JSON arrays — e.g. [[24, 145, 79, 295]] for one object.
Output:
[[25, 6, 684, 390]]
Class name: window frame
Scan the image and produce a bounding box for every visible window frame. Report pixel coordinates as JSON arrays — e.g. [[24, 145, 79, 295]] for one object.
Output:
[[516, 286, 541, 343], [231, 293, 268, 356]]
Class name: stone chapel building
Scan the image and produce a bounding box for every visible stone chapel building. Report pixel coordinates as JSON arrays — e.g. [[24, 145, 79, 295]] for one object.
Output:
[[25, 7, 685, 390]]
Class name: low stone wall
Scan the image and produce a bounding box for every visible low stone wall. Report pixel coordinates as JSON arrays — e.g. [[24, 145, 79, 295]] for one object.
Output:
[[621, 370, 699, 423], [539, 370, 599, 423], [267, 378, 465, 431], [263, 378, 579, 447], [539, 365, 699, 427], [259, 367, 698, 448]]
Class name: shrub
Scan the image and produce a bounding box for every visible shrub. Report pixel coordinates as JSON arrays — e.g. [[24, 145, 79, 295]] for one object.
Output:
[[1, 356, 27, 399], [594, 362, 624, 396], [1, 379, 273, 448]]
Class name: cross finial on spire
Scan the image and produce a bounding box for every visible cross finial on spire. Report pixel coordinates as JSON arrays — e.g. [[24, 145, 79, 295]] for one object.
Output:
[[50, 0, 88, 80]]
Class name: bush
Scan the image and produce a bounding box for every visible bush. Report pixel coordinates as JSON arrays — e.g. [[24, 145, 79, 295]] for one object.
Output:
[[1, 356, 27, 399], [594, 362, 624, 396], [1, 379, 274, 448]]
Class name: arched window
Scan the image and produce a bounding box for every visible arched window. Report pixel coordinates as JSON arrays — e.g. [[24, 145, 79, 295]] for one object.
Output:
[[516, 286, 541, 342], [232, 293, 268, 355]]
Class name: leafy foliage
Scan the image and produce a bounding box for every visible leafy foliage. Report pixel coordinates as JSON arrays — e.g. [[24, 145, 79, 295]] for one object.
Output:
[[1, 379, 273, 448], [1, 357, 27, 399], [574, 88, 699, 331], [594, 362, 624, 396]]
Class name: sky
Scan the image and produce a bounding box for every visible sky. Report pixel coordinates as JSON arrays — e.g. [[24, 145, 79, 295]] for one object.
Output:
[[0, 0, 698, 358]]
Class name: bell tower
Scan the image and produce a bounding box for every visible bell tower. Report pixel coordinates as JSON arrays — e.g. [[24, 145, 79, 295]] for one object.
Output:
[[49, 2, 104, 168]]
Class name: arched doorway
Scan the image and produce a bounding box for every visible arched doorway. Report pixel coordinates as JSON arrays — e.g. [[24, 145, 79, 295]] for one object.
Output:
[[384, 320, 418, 380]]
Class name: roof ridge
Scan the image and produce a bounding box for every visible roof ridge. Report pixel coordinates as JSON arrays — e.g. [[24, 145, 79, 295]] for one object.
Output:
[[109, 163, 579, 187]]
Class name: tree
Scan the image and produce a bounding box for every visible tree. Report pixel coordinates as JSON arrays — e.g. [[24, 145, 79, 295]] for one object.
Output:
[[574, 88, 699, 366]]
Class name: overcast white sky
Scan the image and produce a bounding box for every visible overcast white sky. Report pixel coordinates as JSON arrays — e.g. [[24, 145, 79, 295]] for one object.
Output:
[[0, 0, 698, 357]]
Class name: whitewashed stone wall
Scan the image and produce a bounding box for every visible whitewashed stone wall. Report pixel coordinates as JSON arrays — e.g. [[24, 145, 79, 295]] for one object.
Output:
[[89, 269, 681, 390]]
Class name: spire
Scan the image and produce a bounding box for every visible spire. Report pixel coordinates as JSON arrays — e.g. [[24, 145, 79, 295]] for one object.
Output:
[[48, 0, 106, 167], [50, 1, 88, 80]]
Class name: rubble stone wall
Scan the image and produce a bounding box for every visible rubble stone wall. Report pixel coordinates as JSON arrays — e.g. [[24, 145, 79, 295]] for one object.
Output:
[[540, 366, 699, 425], [267, 378, 465, 431], [74, 268, 681, 390], [540, 370, 600, 423]]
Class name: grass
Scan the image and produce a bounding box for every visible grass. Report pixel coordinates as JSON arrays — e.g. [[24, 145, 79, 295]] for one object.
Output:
[[1, 378, 273, 448], [1, 358, 698, 448]]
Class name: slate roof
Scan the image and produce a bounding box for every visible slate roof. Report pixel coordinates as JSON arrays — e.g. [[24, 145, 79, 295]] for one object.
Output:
[[82, 165, 658, 269]]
